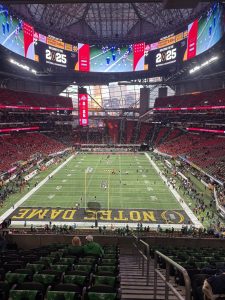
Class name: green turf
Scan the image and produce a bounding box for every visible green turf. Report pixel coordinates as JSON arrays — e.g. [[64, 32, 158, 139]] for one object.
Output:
[[17, 153, 181, 210], [0, 162, 65, 216]]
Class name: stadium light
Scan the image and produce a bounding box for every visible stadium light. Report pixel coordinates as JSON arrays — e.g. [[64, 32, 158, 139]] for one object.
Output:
[[9, 59, 37, 75], [189, 56, 218, 74]]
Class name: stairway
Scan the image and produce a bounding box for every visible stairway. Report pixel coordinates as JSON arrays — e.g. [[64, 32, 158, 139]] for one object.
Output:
[[119, 243, 185, 300]]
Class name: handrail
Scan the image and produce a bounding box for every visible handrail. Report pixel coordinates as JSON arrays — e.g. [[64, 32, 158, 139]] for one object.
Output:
[[132, 233, 150, 285], [154, 250, 191, 300]]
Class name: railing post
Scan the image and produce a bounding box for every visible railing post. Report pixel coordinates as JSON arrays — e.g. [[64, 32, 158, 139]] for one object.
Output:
[[146, 244, 150, 286], [142, 256, 145, 276], [165, 262, 170, 300], [184, 269, 191, 300], [154, 252, 158, 299]]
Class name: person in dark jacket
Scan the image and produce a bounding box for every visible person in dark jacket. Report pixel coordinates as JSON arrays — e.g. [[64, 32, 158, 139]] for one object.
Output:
[[67, 236, 83, 256], [203, 273, 225, 299], [83, 235, 104, 257]]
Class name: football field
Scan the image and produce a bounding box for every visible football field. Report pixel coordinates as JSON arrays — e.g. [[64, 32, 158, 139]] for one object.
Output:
[[7, 153, 194, 226]]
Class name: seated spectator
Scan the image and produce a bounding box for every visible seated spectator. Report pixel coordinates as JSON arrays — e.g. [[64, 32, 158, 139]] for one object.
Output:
[[83, 235, 104, 257], [67, 236, 83, 256], [203, 273, 225, 300]]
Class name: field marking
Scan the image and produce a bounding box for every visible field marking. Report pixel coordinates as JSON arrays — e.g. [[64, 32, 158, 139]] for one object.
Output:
[[147, 187, 153, 192], [144, 152, 202, 228], [48, 194, 55, 199], [85, 157, 102, 199], [62, 179, 67, 183], [0, 155, 75, 223], [2, 27, 17, 46], [56, 186, 62, 191], [67, 174, 71, 177], [90, 49, 110, 60], [119, 155, 123, 208]]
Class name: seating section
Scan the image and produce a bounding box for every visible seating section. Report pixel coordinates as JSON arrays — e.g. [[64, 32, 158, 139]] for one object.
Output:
[[0, 133, 66, 172], [106, 120, 120, 144], [162, 128, 182, 144], [124, 121, 136, 144], [154, 127, 169, 146], [154, 88, 225, 109], [138, 123, 152, 143], [151, 246, 225, 300], [0, 88, 73, 109], [157, 133, 225, 181], [0, 244, 120, 300]]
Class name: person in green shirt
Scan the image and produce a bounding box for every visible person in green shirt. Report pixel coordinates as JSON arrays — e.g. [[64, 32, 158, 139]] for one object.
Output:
[[83, 235, 104, 257]]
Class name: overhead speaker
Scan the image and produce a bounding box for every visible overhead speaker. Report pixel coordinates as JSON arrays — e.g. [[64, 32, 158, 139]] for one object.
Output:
[[158, 87, 168, 98], [140, 88, 150, 115], [163, 0, 199, 9], [78, 87, 87, 94]]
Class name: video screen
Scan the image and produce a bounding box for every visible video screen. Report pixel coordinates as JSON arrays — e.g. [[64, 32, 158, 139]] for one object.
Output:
[[0, 5, 24, 57], [187, 2, 225, 59], [197, 2, 224, 56], [0, 2, 224, 73], [90, 45, 134, 72]]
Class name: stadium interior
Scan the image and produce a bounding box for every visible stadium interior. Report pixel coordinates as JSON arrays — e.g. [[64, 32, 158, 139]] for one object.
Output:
[[0, 0, 225, 299]]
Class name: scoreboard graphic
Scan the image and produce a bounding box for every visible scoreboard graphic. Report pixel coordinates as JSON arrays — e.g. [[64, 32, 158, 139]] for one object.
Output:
[[144, 30, 188, 70], [34, 41, 78, 70], [0, 2, 224, 74]]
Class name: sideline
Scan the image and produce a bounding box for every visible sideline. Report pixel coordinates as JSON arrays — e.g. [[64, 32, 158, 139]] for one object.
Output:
[[144, 152, 202, 228], [11, 220, 193, 230], [0, 154, 74, 223]]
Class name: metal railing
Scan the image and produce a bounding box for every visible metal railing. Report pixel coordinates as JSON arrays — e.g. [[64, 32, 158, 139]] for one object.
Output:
[[154, 250, 191, 300], [132, 234, 150, 285]]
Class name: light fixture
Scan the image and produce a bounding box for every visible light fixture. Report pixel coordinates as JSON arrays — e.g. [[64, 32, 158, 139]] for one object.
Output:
[[9, 59, 37, 75], [189, 56, 218, 74]]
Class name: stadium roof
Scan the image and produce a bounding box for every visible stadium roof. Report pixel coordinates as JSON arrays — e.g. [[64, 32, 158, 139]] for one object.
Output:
[[8, 1, 209, 40]]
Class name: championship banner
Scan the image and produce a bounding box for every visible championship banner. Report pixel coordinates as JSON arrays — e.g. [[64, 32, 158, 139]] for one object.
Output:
[[133, 42, 145, 71], [78, 43, 90, 72], [23, 22, 34, 59], [79, 93, 88, 126], [187, 20, 198, 60]]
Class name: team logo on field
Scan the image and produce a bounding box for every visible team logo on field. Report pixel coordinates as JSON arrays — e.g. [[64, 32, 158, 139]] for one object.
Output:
[[9, 207, 191, 224]]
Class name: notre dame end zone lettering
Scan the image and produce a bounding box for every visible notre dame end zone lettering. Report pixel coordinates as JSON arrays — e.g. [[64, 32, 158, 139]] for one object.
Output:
[[9, 207, 190, 224]]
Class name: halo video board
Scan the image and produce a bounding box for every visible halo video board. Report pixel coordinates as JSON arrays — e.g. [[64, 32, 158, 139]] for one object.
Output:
[[0, 2, 224, 73]]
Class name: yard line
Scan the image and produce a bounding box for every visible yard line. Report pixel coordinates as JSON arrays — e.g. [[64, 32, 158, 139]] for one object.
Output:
[[119, 155, 123, 208], [2, 27, 17, 46], [90, 49, 110, 60]]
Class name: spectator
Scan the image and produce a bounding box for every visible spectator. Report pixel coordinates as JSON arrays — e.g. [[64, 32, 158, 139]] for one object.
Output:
[[67, 236, 83, 256], [83, 235, 104, 257], [0, 234, 6, 252], [203, 273, 225, 299]]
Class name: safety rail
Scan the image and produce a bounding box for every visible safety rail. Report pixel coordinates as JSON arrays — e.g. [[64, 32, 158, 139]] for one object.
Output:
[[154, 250, 191, 300], [132, 234, 150, 285]]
